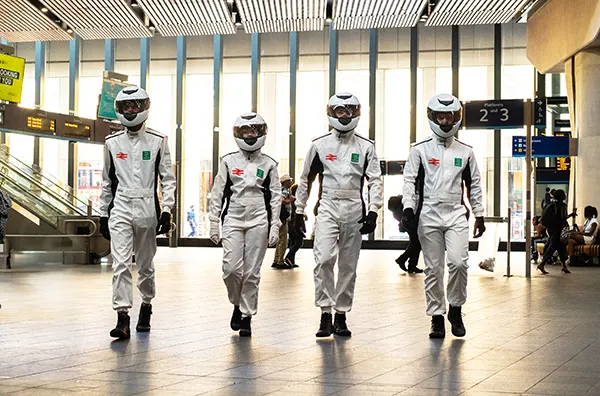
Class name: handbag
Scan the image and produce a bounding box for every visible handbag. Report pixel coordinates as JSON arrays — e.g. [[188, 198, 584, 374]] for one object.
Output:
[[560, 226, 572, 243]]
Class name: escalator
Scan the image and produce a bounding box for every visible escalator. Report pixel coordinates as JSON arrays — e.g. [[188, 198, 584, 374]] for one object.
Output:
[[0, 144, 110, 267]]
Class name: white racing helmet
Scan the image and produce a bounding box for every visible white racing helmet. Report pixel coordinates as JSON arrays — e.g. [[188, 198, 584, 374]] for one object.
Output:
[[233, 113, 268, 152], [327, 92, 361, 133], [114, 86, 150, 128], [427, 94, 462, 139]]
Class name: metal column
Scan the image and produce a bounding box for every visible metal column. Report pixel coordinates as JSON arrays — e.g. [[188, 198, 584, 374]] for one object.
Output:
[[34, 41, 46, 168], [451, 26, 459, 138], [368, 29, 377, 142], [493, 24, 502, 217], [104, 39, 115, 71], [410, 26, 418, 144], [68, 35, 81, 189], [289, 31, 299, 179], [251, 33, 260, 113], [213, 35, 223, 182], [140, 38, 151, 90], [329, 25, 338, 97], [173, 36, 186, 247]]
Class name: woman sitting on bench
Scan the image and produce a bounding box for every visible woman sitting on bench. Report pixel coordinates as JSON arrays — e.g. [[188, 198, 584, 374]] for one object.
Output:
[[567, 206, 598, 256]]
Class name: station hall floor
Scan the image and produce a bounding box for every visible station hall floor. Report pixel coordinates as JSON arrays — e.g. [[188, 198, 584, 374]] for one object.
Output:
[[2, 247, 600, 396]]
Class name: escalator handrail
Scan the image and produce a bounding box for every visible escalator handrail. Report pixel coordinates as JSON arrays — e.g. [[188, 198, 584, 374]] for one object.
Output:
[[0, 157, 93, 216], [5, 218, 98, 238]]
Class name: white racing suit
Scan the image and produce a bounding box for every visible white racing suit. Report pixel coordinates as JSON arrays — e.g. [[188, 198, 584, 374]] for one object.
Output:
[[100, 125, 176, 311], [402, 135, 483, 316], [209, 150, 281, 318], [296, 130, 383, 314]]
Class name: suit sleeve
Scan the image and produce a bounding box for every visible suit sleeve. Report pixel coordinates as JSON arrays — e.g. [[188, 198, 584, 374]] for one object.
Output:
[[295, 143, 318, 214], [158, 137, 176, 214], [402, 146, 420, 211], [99, 143, 113, 218], [365, 145, 383, 213], [467, 150, 484, 217], [269, 165, 282, 230], [208, 158, 228, 225]]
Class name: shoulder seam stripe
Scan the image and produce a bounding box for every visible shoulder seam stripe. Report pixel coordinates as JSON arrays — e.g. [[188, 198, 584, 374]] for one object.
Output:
[[312, 133, 331, 142]]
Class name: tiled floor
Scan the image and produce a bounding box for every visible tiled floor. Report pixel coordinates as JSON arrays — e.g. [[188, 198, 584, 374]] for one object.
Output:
[[2, 247, 600, 395]]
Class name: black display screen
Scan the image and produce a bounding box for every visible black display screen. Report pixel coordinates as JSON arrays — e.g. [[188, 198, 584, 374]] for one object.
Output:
[[63, 121, 91, 138], [27, 116, 55, 133]]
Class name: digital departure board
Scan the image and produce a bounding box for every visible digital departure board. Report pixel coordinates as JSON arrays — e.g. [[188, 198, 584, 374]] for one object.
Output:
[[27, 116, 55, 133], [63, 121, 91, 138]]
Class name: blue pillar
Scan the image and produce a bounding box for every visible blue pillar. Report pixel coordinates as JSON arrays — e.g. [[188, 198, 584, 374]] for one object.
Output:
[[104, 39, 115, 71], [174, 36, 186, 245], [289, 32, 299, 179], [140, 38, 150, 89], [213, 35, 223, 178], [251, 33, 260, 113], [329, 25, 338, 97], [68, 35, 81, 189], [34, 41, 46, 167]]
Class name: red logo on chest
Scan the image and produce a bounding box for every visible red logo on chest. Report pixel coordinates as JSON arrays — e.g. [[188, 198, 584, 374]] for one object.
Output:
[[428, 158, 440, 166], [325, 154, 337, 161], [116, 152, 128, 160], [232, 168, 244, 176]]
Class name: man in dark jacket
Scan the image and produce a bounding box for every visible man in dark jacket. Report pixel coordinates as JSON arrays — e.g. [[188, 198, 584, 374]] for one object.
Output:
[[388, 196, 423, 273]]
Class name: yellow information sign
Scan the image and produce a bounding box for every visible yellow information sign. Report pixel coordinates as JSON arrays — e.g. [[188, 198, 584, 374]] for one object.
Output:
[[0, 53, 26, 103]]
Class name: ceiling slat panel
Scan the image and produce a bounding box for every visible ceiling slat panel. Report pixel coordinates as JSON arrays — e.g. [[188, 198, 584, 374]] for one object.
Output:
[[333, 0, 428, 30], [136, 0, 235, 36], [236, 0, 325, 33], [0, 0, 72, 42], [425, 0, 531, 26]]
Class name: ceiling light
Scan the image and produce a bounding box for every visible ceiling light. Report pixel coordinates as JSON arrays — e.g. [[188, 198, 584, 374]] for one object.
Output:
[[41, 7, 48, 13], [149, 25, 155, 30], [67, 28, 73, 33], [55, 19, 60, 23]]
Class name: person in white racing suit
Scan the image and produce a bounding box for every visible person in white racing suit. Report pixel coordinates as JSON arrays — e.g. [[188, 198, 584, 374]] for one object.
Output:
[[99, 86, 176, 339], [209, 113, 281, 337], [294, 93, 383, 338], [402, 93, 485, 339]]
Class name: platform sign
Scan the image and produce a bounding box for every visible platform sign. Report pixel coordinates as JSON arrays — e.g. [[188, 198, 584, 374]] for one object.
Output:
[[97, 78, 133, 120], [554, 119, 570, 128], [0, 53, 25, 103], [512, 136, 570, 158], [464, 99, 524, 129], [534, 98, 546, 128]]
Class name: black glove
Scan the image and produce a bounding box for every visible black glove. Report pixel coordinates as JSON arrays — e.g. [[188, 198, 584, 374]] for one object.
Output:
[[156, 212, 172, 235], [401, 208, 417, 234], [294, 213, 306, 238], [358, 211, 378, 235], [473, 216, 486, 238], [100, 216, 110, 241]]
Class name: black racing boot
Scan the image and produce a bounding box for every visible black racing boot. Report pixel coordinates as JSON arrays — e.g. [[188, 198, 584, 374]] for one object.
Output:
[[239, 316, 252, 337], [230, 305, 242, 331], [136, 303, 152, 332], [316, 312, 333, 337], [448, 305, 466, 337], [429, 315, 445, 339], [333, 313, 352, 337], [110, 311, 131, 339]]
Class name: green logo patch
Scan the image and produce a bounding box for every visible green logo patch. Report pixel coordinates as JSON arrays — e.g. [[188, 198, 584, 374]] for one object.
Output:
[[351, 153, 360, 163], [454, 158, 462, 167], [142, 151, 151, 161], [256, 168, 264, 178]]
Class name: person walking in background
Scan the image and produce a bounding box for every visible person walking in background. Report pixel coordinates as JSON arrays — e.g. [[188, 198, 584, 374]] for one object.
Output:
[[273, 174, 294, 269], [388, 195, 423, 273], [187, 205, 197, 237], [285, 183, 304, 268], [539, 188, 576, 275]]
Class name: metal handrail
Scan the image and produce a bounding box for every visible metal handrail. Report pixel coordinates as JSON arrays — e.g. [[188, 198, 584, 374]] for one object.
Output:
[[5, 218, 98, 238], [0, 158, 86, 216]]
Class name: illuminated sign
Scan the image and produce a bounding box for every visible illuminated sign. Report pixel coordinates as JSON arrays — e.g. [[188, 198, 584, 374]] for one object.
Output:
[[0, 110, 3, 125], [63, 121, 91, 138], [0, 53, 26, 103], [26, 116, 55, 133], [556, 157, 571, 171]]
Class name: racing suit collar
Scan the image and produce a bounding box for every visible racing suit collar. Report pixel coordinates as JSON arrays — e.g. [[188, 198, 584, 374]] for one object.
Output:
[[240, 148, 261, 160], [433, 133, 455, 148], [126, 123, 146, 137], [334, 128, 355, 140]]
